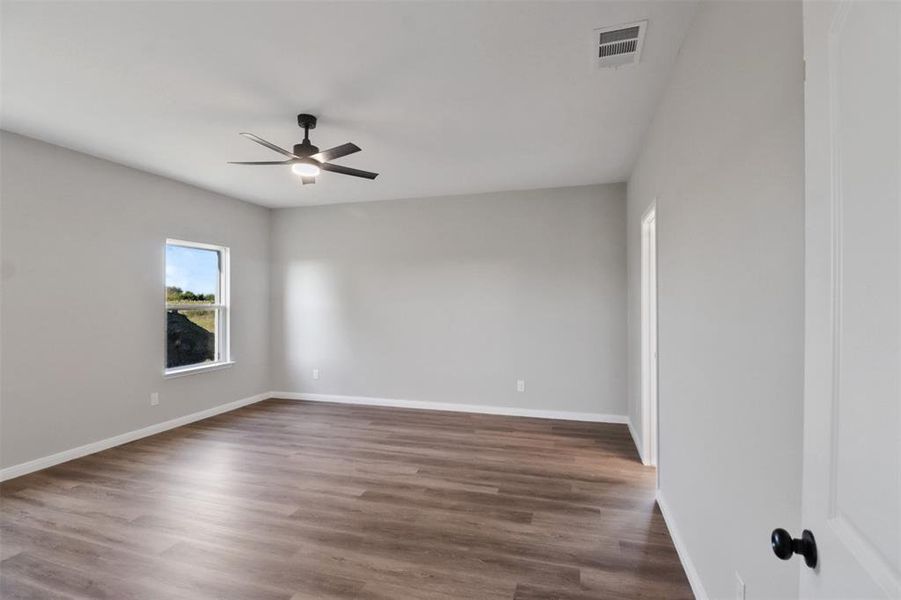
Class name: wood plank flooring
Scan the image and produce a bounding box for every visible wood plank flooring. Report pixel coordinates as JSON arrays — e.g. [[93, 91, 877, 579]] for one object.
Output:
[[0, 399, 693, 599]]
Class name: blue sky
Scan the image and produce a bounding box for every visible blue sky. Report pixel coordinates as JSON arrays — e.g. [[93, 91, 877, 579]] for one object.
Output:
[[166, 245, 219, 296]]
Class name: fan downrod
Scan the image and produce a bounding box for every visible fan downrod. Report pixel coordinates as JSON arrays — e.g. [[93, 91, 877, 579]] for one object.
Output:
[[293, 114, 320, 156]]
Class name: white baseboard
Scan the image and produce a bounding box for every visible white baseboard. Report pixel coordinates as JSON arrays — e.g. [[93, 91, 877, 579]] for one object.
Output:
[[0, 391, 272, 482], [271, 392, 629, 424], [627, 418, 647, 464], [656, 490, 707, 600]]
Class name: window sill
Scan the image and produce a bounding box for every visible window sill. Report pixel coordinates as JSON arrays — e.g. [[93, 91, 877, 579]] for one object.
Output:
[[164, 360, 235, 379]]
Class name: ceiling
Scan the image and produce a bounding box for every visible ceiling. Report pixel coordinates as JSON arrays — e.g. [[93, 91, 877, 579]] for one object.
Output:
[[1, 1, 697, 208]]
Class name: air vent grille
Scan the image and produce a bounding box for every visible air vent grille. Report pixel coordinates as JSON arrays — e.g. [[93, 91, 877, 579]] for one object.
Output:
[[595, 20, 647, 68], [599, 39, 637, 58], [599, 26, 641, 45]]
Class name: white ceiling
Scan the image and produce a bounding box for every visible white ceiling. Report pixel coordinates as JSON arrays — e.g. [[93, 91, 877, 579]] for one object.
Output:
[[1, 1, 696, 208]]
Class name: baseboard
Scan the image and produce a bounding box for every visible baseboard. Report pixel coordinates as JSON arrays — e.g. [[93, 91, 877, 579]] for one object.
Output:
[[0, 391, 272, 482], [271, 392, 628, 424], [656, 490, 708, 600], [627, 418, 647, 464]]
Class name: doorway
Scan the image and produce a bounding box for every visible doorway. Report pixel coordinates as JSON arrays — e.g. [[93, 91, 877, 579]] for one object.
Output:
[[640, 204, 658, 467]]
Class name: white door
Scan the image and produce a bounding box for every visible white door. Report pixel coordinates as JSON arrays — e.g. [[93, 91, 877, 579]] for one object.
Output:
[[801, 1, 900, 598]]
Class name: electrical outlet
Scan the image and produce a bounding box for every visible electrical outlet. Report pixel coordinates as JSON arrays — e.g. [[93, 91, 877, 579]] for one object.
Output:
[[150, 392, 159, 406], [312, 368, 320, 380], [735, 572, 745, 600], [516, 379, 525, 392]]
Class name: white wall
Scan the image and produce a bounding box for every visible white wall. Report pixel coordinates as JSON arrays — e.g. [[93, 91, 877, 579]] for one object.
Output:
[[271, 184, 627, 417], [626, 2, 804, 598], [0, 131, 271, 469], [0, 135, 628, 472]]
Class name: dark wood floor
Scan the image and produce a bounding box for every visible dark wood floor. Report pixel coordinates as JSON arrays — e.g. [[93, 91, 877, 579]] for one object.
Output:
[[0, 399, 692, 599]]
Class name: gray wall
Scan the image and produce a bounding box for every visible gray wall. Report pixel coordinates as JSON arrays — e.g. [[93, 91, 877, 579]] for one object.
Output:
[[626, 2, 804, 598], [0, 132, 271, 469], [271, 184, 627, 416]]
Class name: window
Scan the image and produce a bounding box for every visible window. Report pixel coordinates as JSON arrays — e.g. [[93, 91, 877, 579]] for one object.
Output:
[[165, 239, 230, 376]]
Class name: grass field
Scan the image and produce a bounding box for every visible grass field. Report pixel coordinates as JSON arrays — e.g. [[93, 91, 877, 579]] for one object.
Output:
[[182, 309, 215, 333], [166, 288, 217, 333]]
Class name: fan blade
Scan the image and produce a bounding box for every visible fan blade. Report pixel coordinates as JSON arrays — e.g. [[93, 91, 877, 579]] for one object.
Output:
[[301, 176, 316, 185], [320, 163, 378, 179], [239, 132, 298, 158], [228, 160, 294, 165], [310, 143, 361, 163]]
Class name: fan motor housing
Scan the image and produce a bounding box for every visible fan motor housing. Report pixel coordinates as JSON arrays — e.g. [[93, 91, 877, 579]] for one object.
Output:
[[293, 142, 319, 157]]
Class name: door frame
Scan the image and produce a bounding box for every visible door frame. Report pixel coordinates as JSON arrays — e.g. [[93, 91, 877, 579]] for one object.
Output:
[[640, 202, 659, 468]]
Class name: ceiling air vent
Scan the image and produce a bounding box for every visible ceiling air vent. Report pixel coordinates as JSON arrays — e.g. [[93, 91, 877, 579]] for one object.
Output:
[[595, 20, 647, 68]]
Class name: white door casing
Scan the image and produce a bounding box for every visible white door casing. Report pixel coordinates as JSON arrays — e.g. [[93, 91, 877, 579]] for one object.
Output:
[[801, 1, 900, 598], [641, 205, 658, 467]]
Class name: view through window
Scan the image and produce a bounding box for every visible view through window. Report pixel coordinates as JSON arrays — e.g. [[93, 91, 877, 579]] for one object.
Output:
[[165, 240, 229, 372]]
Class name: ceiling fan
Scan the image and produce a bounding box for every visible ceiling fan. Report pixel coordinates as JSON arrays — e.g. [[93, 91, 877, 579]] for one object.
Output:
[[229, 113, 378, 185]]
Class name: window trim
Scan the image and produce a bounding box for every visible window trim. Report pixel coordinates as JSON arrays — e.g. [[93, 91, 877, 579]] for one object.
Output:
[[164, 238, 232, 377]]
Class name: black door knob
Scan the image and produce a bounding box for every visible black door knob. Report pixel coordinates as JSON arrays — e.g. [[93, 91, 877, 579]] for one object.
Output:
[[771, 528, 817, 568]]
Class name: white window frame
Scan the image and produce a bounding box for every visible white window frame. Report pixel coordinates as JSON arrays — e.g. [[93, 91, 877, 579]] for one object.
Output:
[[164, 238, 233, 378]]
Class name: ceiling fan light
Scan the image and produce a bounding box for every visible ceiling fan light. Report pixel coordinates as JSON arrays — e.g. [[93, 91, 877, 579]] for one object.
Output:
[[291, 162, 320, 177]]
